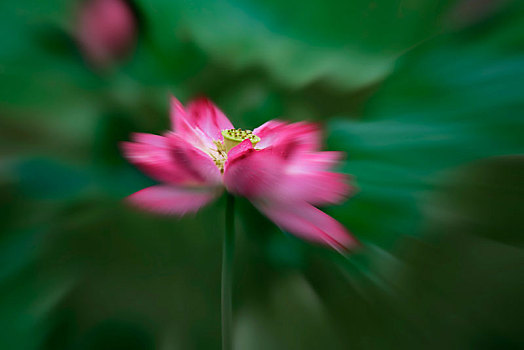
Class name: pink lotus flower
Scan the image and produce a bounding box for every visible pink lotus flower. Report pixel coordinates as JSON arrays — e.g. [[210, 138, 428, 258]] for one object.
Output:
[[76, 0, 137, 68], [122, 96, 358, 251]]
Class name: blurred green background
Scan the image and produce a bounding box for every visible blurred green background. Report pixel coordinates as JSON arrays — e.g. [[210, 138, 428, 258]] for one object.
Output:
[[1, 0, 524, 349]]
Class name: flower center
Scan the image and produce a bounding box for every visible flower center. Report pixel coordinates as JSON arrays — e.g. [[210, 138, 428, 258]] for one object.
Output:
[[207, 129, 261, 174], [221, 128, 260, 152]]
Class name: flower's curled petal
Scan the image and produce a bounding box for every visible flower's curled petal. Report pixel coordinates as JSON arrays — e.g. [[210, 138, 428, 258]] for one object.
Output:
[[167, 133, 223, 185], [255, 200, 359, 252], [121, 133, 222, 186], [223, 140, 285, 198], [131, 132, 168, 148], [297, 151, 345, 172], [121, 138, 184, 185], [170, 95, 187, 132], [227, 138, 254, 157], [127, 185, 220, 215], [169, 96, 217, 151], [254, 120, 321, 155], [252, 120, 286, 148], [186, 97, 234, 141], [224, 140, 351, 205], [276, 171, 353, 206], [278, 150, 351, 205]]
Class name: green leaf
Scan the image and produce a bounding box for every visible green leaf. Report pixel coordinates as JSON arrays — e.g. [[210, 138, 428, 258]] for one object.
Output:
[[134, 0, 457, 89], [328, 1, 524, 246]]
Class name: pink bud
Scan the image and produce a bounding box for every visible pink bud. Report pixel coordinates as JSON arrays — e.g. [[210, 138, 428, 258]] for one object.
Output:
[[76, 0, 137, 68]]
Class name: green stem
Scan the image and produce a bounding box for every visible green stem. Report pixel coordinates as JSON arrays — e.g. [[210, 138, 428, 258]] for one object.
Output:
[[222, 193, 235, 350]]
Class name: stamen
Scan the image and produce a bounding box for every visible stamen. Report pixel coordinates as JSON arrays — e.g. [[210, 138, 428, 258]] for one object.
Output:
[[211, 140, 228, 173]]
